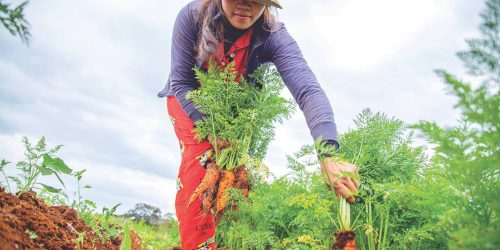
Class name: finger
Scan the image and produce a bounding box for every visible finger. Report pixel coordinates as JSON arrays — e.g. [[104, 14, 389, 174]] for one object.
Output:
[[340, 179, 357, 204], [347, 196, 355, 204], [320, 166, 337, 188], [335, 182, 356, 204], [343, 178, 358, 194], [353, 178, 359, 189], [325, 174, 337, 189], [333, 183, 351, 201]]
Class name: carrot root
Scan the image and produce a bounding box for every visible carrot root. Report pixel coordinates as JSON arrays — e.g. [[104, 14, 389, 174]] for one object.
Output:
[[188, 162, 221, 206], [202, 183, 218, 214], [215, 169, 236, 213], [332, 230, 356, 250]]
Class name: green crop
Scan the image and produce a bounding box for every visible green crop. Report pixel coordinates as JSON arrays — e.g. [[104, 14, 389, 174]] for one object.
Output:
[[187, 61, 295, 171], [408, 0, 500, 248], [0, 136, 73, 197], [0, 136, 124, 246], [214, 108, 437, 249]]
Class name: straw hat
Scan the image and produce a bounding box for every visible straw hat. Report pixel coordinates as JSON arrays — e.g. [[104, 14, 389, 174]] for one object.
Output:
[[253, 0, 282, 9]]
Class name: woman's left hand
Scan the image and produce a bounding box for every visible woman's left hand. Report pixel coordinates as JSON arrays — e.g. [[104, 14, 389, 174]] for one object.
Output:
[[207, 135, 231, 150], [320, 157, 359, 204]]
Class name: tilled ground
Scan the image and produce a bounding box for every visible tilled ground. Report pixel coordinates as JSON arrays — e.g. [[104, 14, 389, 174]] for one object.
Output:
[[0, 187, 141, 250]]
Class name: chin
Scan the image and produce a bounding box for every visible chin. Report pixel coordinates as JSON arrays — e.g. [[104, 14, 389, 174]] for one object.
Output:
[[229, 17, 254, 30]]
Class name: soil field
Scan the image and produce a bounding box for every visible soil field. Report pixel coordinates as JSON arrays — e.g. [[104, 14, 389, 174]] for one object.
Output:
[[0, 187, 141, 250]]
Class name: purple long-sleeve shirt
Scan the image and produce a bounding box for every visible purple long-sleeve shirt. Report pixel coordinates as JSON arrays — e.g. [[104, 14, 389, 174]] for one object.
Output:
[[158, 0, 339, 144]]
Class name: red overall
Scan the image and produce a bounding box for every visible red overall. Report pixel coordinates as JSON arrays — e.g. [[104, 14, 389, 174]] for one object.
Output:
[[167, 29, 253, 250]]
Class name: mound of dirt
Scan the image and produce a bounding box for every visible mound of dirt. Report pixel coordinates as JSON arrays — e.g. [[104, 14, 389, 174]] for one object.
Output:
[[0, 187, 141, 250]]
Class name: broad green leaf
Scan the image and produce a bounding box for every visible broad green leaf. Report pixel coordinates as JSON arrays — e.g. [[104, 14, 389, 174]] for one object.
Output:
[[110, 203, 121, 214], [36, 165, 54, 176], [40, 183, 61, 193], [42, 154, 72, 174], [84, 199, 97, 208]]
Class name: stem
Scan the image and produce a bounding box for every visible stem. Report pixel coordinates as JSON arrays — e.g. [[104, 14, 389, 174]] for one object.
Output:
[[353, 135, 365, 166], [338, 196, 351, 231], [20, 152, 38, 195], [381, 206, 390, 249], [23, 169, 39, 195], [1, 169, 11, 193], [210, 114, 219, 161], [351, 203, 363, 230], [366, 201, 375, 250], [77, 177, 82, 211], [378, 210, 383, 250]]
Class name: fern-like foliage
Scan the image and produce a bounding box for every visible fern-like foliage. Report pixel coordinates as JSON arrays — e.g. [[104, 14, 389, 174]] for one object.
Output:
[[187, 61, 295, 171]]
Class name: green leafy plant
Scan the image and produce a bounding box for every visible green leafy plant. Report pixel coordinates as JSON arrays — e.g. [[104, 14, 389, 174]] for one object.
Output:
[[81, 204, 122, 244], [71, 169, 95, 213], [409, 0, 500, 248], [0, 159, 11, 192], [119, 220, 131, 250], [101, 204, 121, 237], [1, 136, 73, 197], [187, 61, 295, 171], [25, 228, 37, 240], [66, 223, 86, 250], [0, 136, 130, 247], [118, 215, 180, 250], [185, 61, 295, 220], [214, 108, 441, 249], [75, 231, 86, 250]]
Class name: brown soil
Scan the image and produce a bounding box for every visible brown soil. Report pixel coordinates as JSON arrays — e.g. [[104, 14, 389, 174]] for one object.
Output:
[[0, 187, 141, 250], [332, 230, 357, 250]]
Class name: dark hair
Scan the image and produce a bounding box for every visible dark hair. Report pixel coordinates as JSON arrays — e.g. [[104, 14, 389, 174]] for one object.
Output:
[[196, 0, 279, 65]]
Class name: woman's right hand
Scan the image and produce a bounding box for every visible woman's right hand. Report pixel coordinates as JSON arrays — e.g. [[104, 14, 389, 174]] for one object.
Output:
[[320, 157, 359, 204]]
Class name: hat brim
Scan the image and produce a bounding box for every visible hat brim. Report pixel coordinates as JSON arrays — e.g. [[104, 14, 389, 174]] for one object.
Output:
[[253, 0, 282, 9]]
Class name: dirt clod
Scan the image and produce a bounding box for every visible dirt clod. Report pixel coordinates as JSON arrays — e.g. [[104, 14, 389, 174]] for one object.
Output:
[[0, 188, 141, 250], [332, 230, 356, 250]]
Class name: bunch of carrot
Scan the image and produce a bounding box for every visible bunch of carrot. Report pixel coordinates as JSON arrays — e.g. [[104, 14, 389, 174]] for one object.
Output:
[[186, 61, 294, 220], [188, 163, 250, 220]]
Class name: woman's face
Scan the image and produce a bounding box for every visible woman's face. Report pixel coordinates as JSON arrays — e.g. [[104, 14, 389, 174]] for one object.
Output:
[[221, 0, 266, 30]]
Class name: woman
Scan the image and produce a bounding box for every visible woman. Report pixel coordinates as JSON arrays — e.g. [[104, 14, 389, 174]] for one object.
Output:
[[158, 0, 359, 249]]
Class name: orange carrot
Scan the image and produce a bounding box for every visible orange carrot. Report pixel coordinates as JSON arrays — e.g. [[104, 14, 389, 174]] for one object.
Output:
[[233, 166, 248, 188], [343, 240, 356, 250], [188, 163, 221, 206], [202, 184, 217, 214], [235, 166, 251, 197], [216, 169, 236, 213], [241, 183, 250, 197]]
